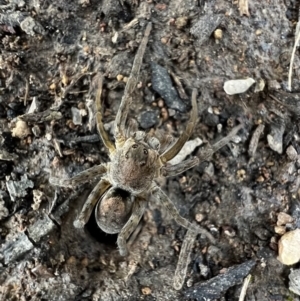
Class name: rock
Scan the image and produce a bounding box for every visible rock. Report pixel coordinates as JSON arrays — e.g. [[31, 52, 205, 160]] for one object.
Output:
[[190, 14, 223, 46], [151, 62, 188, 112], [267, 122, 285, 154], [32, 189, 44, 210], [20, 16, 45, 35], [71, 107, 82, 125], [278, 229, 300, 265], [289, 269, 300, 295], [11, 120, 31, 138], [0, 198, 9, 220], [138, 110, 159, 129], [1, 233, 34, 264], [223, 78, 256, 95], [184, 260, 256, 300], [286, 145, 298, 161], [274, 226, 286, 235], [6, 174, 34, 201], [27, 214, 56, 243], [27, 97, 40, 114], [277, 212, 294, 226]]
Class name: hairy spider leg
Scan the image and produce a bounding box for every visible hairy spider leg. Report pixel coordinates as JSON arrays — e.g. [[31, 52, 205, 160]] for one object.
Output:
[[161, 157, 199, 178], [114, 22, 152, 147], [74, 179, 111, 228], [162, 124, 244, 178], [152, 186, 216, 243], [173, 227, 197, 290], [117, 197, 147, 256], [160, 88, 198, 163], [94, 73, 116, 154], [49, 164, 107, 187]]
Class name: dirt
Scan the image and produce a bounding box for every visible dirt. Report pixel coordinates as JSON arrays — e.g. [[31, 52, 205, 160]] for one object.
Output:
[[1, 0, 300, 300]]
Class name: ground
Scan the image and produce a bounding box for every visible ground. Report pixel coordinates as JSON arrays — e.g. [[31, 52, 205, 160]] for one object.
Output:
[[0, 0, 300, 300]]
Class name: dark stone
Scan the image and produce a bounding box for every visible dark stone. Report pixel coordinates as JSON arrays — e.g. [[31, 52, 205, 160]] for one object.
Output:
[[138, 110, 159, 129], [184, 260, 256, 300], [151, 62, 188, 112], [202, 112, 220, 127]]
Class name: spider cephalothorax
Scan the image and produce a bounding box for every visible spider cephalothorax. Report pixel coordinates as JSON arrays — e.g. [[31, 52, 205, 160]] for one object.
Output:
[[50, 22, 215, 256], [109, 138, 161, 194]]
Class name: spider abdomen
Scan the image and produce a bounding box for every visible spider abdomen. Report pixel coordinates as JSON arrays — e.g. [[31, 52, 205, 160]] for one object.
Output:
[[95, 187, 133, 234]]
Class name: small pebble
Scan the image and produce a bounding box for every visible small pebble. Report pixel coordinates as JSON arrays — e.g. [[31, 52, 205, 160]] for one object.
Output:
[[157, 99, 164, 108], [66, 119, 76, 130], [161, 37, 169, 44], [289, 269, 300, 296], [256, 175, 265, 183], [277, 212, 294, 226], [11, 120, 31, 138], [32, 125, 41, 137], [214, 28, 223, 40], [212, 107, 220, 115], [27, 97, 39, 114], [274, 226, 286, 235], [161, 107, 168, 121], [278, 229, 300, 265], [45, 133, 52, 140], [267, 126, 284, 154], [116, 74, 124, 81], [141, 287, 151, 295], [49, 83, 56, 90], [223, 226, 236, 237], [286, 145, 298, 161], [195, 213, 205, 223], [237, 169, 246, 181], [223, 78, 255, 95], [175, 17, 188, 29], [71, 107, 82, 125], [31, 190, 44, 210]]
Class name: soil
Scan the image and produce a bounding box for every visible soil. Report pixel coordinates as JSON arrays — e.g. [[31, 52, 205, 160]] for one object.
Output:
[[1, 0, 300, 300]]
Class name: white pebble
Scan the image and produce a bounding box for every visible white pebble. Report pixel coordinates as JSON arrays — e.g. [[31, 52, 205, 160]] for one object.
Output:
[[223, 78, 255, 95]]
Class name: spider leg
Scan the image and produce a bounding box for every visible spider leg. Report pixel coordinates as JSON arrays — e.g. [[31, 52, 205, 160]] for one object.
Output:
[[198, 123, 243, 162], [160, 89, 198, 163], [173, 227, 197, 290], [49, 164, 107, 188], [161, 157, 199, 178], [117, 197, 147, 256], [94, 73, 116, 154], [114, 22, 152, 146], [74, 179, 111, 228], [152, 186, 215, 243]]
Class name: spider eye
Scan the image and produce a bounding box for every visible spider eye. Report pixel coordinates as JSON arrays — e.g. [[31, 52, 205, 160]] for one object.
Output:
[[132, 144, 138, 149], [125, 154, 129, 159], [143, 149, 148, 155]]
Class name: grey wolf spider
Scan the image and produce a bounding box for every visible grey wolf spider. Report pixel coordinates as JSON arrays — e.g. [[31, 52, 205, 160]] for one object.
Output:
[[50, 22, 215, 256]]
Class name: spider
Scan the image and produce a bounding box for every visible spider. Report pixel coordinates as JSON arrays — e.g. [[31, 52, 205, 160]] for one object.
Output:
[[50, 22, 215, 256]]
